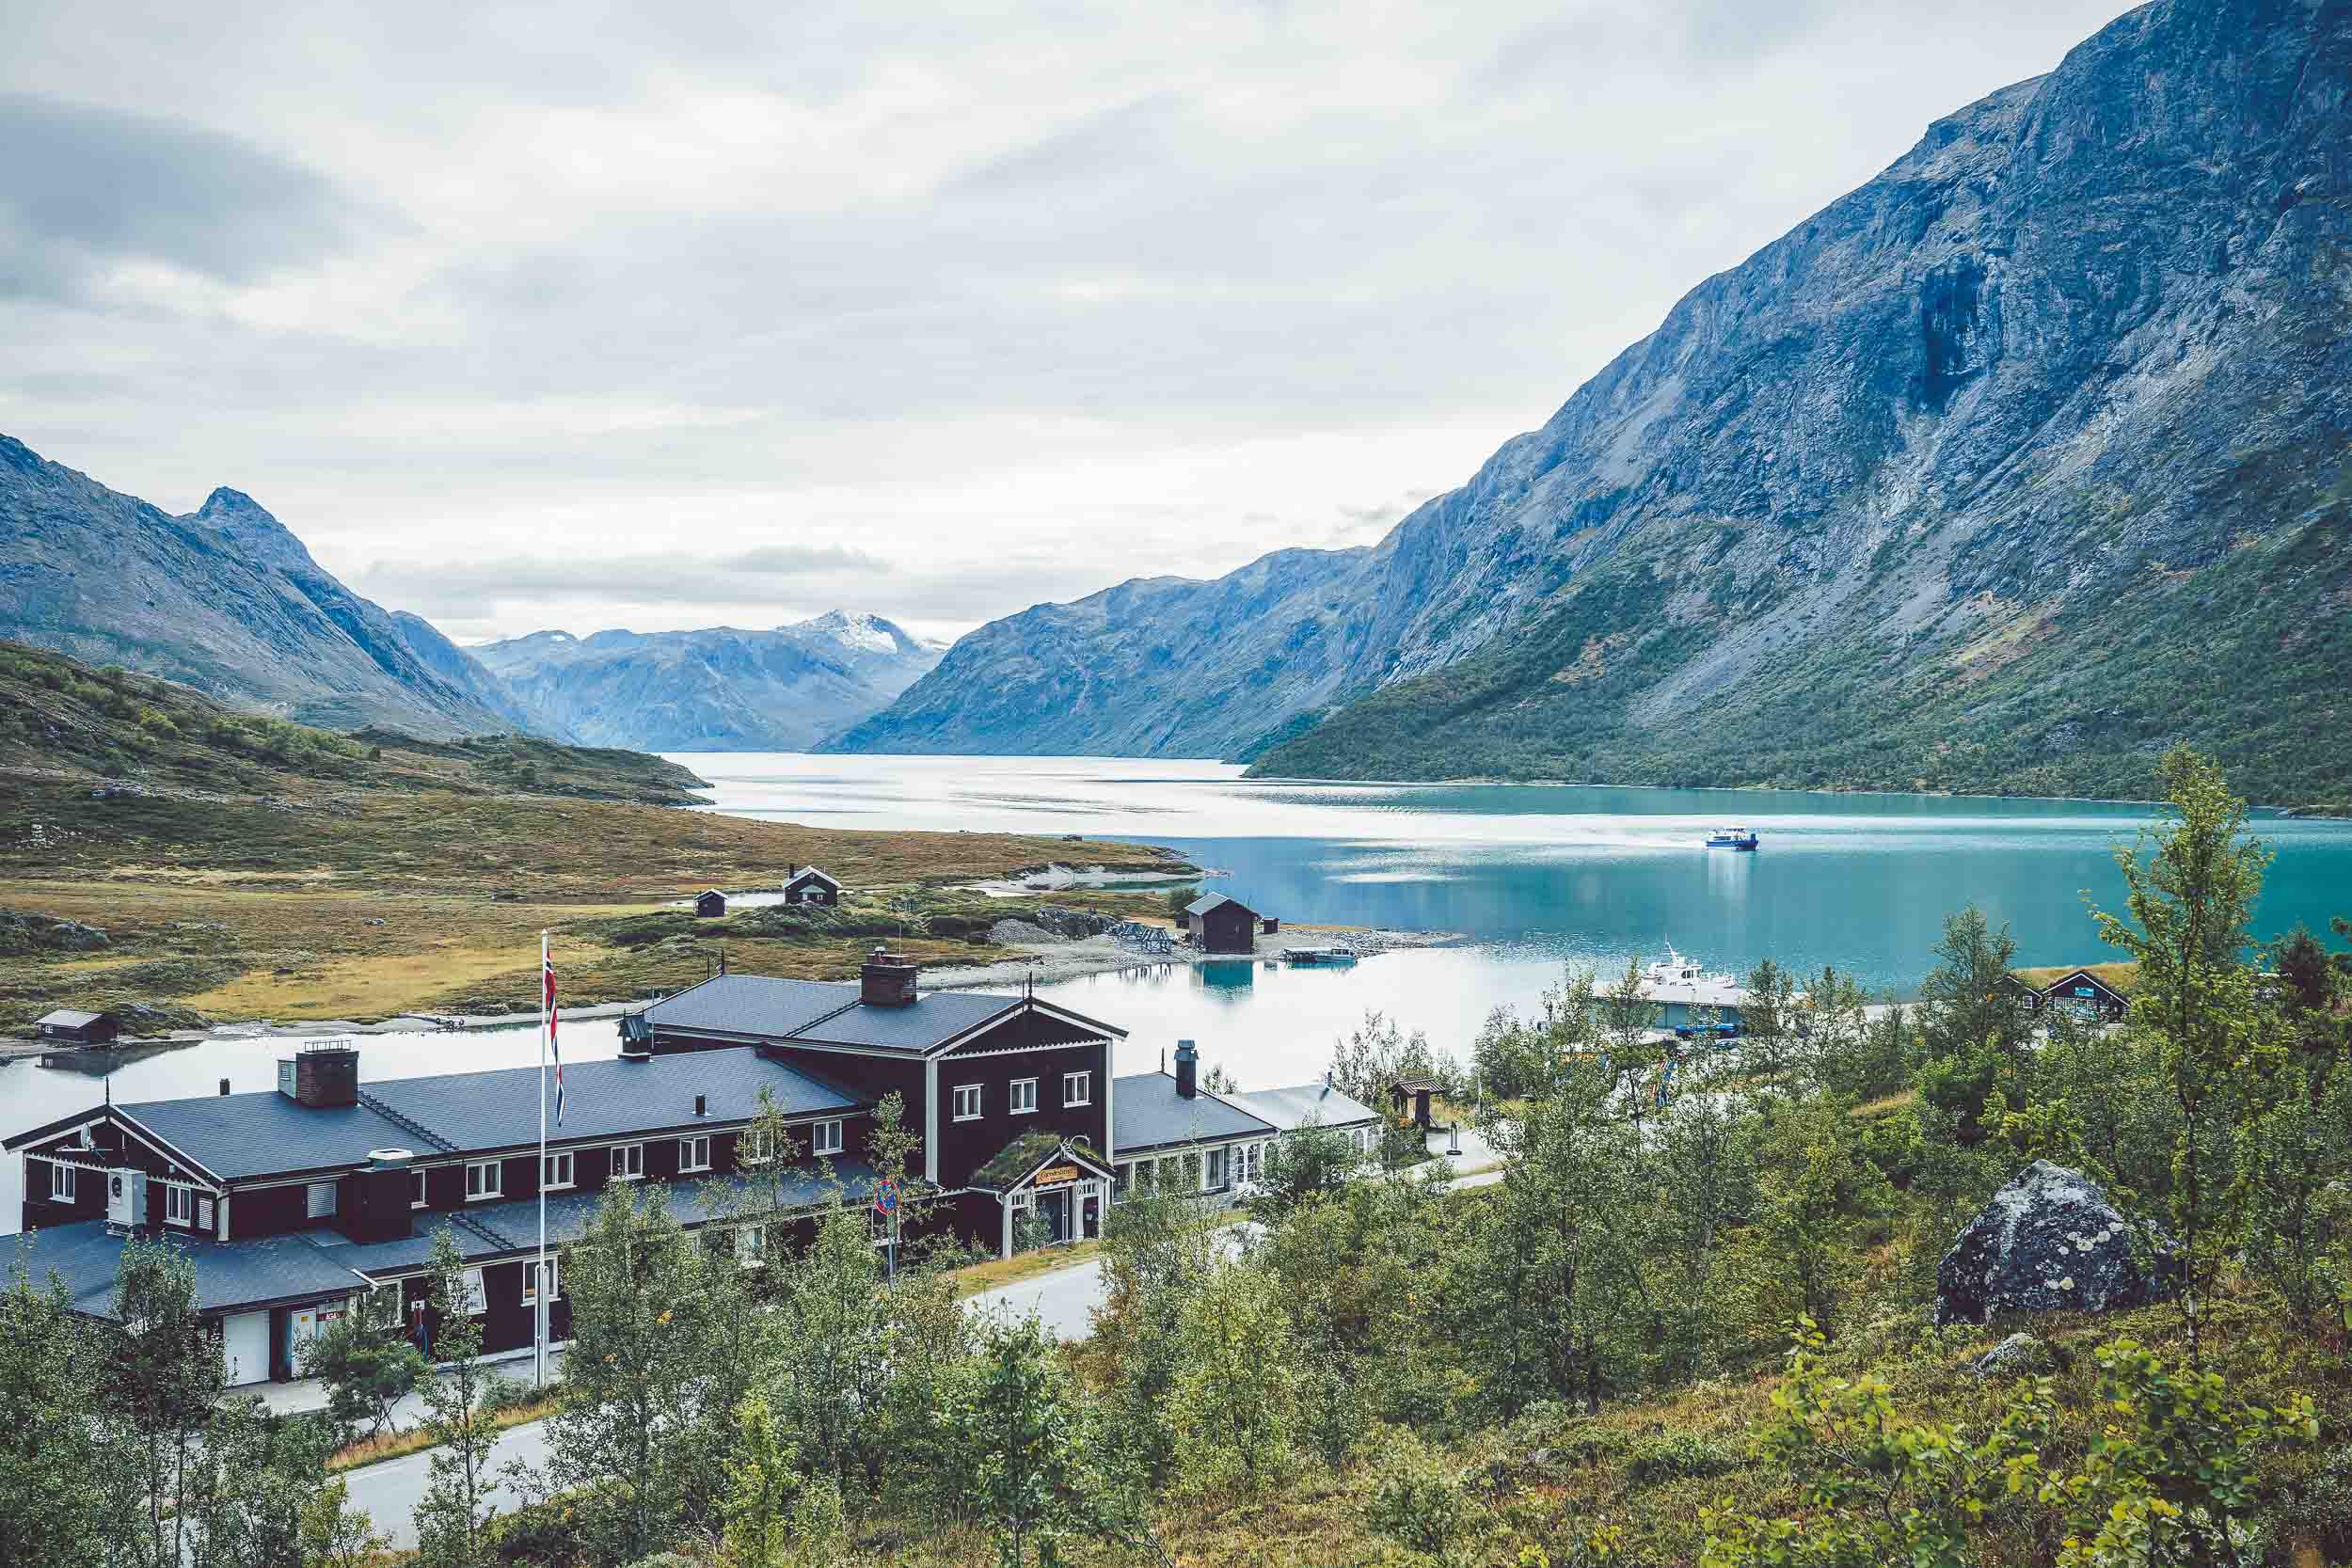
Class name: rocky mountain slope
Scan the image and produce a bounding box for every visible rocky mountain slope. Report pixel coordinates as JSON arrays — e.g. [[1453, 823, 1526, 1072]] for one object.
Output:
[[0, 436, 520, 738], [473, 612, 944, 752], [835, 0, 2352, 805]]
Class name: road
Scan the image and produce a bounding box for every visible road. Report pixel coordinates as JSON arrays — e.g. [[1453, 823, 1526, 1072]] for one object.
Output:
[[344, 1415, 551, 1551]]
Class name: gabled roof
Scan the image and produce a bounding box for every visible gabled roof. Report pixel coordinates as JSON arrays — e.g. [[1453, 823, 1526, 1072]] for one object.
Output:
[[1222, 1081, 1382, 1132], [1185, 892, 1257, 918], [16, 1220, 373, 1318], [642, 974, 1124, 1056], [968, 1132, 1111, 1194], [1111, 1072, 1277, 1154], [785, 865, 841, 889], [2040, 968, 2131, 1003], [642, 974, 862, 1038], [38, 1008, 113, 1029], [112, 1092, 426, 1181], [791, 990, 1017, 1051]]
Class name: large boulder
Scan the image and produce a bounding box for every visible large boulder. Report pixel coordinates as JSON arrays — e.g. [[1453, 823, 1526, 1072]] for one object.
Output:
[[1935, 1161, 2176, 1328]]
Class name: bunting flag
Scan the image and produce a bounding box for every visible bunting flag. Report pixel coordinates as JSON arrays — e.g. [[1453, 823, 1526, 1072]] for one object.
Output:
[[544, 947, 564, 1124]]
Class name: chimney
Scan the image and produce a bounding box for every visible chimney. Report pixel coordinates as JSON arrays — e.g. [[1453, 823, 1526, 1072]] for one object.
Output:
[[694, 1093, 707, 1117], [218, 1078, 230, 1097], [351, 1148, 413, 1243], [861, 946, 918, 1007], [277, 1041, 358, 1108], [1174, 1039, 1198, 1100]]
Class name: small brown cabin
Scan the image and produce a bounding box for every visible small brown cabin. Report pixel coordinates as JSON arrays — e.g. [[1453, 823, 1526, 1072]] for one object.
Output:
[[694, 890, 727, 919], [1184, 893, 1263, 955], [2037, 968, 2130, 1023], [36, 1008, 121, 1045], [783, 865, 842, 908]]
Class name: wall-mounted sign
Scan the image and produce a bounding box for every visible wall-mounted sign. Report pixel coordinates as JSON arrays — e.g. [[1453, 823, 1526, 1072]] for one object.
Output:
[[1034, 1164, 1079, 1188], [2074, 986, 2095, 997]]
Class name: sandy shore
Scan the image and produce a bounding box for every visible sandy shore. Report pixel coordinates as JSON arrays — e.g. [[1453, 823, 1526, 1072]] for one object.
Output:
[[918, 924, 1459, 989]]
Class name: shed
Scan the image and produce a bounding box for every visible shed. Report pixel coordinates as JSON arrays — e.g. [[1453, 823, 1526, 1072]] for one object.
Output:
[[1184, 892, 1263, 955], [36, 1008, 121, 1045], [2037, 968, 2130, 1023], [782, 865, 842, 908], [694, 890, 727, 919], [1391, 1077, 1440, 1132]]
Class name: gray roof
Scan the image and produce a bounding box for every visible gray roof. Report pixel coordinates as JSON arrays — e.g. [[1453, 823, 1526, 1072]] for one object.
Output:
[[1184, 892, 1252, 917], [453, 1162, 880, 1253], [16, 1220, 372, 1317], [1223, 1082, 1383, 1132], [363, 1050, 859, 1153], [1112, 1072, 1276, 1155], [791, 990, 1014, 1051], [122, 1090, 426, 1180], [786, 866, 840, 888], [305, 1216, 508, 1276], [644, 974, 859, 1039], [38, 1008, 111, 1028]]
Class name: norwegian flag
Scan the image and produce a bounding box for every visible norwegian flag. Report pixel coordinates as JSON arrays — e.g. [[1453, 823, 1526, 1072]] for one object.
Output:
[[544, 946, 564, 1125]]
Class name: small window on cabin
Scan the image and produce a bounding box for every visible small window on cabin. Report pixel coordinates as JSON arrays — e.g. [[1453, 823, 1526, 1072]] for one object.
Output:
[[461, 1267, 487, 1316], [1009, 1078, 1038, 1115], [411, 1168, 429, 1209], [740, 1128, 773, 1166], [953, 1084, 982, 1121], [1062, 1071, 1091, 1107], [50, 1163, 76, 1203], [542, 1150, 574, 1190], [306, 1180, 338, 1219], [612, 1142, 644, 1180], [680, 1134, 711, 1173], [466, 1161, 502, 1201], [813, 1119, 844, 1156], [167, 1184, 199, 1227]]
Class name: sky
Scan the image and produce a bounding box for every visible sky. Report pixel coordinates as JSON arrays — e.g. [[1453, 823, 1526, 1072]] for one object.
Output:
[[0, 0, 2137, 646]]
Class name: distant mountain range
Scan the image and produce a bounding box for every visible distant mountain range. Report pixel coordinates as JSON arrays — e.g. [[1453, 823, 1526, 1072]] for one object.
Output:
[[0, 433, 942, 752], [471, 614, 945, 752], [833, 0, 2352, 805]]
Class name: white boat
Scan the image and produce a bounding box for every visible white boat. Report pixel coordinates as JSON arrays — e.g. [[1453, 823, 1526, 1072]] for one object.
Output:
[[1706, 825, 1759, 849]]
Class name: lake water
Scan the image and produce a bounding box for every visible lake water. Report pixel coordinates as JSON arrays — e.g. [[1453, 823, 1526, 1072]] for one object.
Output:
[[8, 753, 2349, 1230]]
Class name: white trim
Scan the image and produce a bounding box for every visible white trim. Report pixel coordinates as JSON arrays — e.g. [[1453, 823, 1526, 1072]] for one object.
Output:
[[951, 1084, 983, 1122], [465, 1159, 503, 1201], [521, 1255, 561, 1305], [924, 1058, 940, 1185], [812, 1118, 844, 1156], [610, 1141, 644, 1180], [540, 1149, 574, 1191], [1061, 1069, 1091, 1108], [937, 1037, 1115, 1063], [1009, 1078, 1039, 1116], [410, 1167, 429, 1209], [678, 1133, 711, 1173], [50, 1161, 77, 1203]]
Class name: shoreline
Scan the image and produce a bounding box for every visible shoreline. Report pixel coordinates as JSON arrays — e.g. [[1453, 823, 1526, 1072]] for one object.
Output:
[[919, 923, 1461, 990]]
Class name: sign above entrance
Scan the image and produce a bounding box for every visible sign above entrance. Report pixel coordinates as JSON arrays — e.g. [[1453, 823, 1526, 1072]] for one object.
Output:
[[1034, 1164, 1079, 1188]]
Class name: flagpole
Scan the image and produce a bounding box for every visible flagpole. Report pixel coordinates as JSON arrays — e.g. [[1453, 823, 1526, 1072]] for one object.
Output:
[[535, 927, 548, 1389]]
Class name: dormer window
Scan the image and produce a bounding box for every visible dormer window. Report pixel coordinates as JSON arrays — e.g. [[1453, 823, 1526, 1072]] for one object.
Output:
[[813, 1119, 844, 1156], [466, 1161, 502, 1201]]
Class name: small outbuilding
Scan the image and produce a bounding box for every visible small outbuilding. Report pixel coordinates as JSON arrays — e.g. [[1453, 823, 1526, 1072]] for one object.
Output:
[[694, 890, 728, 919], [2037, 968, 2130, 1023], [782, 865, 842, 908], [36, 1009, 121, 1045], [1391, 1077, 1440, 1132], [1184, 892, 1264, 955]]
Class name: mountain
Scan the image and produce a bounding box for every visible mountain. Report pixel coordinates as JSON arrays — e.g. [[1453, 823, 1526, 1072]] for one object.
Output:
[[0, 436, 523, 738], [834, 0, 2352, 805], [388, 610, 562, 737], [471, 612, 946, 752]]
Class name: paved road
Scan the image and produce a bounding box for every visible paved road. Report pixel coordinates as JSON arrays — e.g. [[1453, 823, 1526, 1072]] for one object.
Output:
[[343, 1415, 551, 1551]]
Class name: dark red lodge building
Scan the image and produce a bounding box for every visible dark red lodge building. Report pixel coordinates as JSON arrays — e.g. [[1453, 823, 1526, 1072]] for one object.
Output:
[[8, 948, 1379, 1385]]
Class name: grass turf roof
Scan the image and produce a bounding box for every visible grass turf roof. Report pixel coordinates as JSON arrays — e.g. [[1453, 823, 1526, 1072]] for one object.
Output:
[[969, 1130, 1104, 1193]]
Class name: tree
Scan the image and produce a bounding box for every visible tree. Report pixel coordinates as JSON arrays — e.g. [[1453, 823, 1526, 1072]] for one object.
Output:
[[300, 1291, 429, 1444], [1751, 1099, 1885, 1340], [413, 1229, 501, 1566], [1913, 907, 2034, 1145], [722, 1391, 845, 1568], [1599, 957, 1660, 1112], [1169, 1260, 1302, 1492], [1328, 1009, 1460, 1108], [1738, 958, 1803, 1087], [1249, 1118, 1361, 1223], [106, 1234, 226, 1568], [2091, 748, 2273, 1368], [951, 1316, 1105, 1568], [299, 1476, 394, 1568], [1090, 1188, 1222, 1485], [0, 1246, 108, 1566], [1199, 1060, 1239, 1095]]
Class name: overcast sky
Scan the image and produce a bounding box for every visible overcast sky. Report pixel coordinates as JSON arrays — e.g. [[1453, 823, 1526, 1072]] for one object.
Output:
[[1, 0, 2135, 644]]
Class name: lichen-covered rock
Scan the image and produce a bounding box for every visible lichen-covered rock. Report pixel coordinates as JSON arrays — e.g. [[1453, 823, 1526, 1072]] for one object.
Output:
[[1970, 1332, 2048, 1378], [1935, 1161, 2176, 1328]]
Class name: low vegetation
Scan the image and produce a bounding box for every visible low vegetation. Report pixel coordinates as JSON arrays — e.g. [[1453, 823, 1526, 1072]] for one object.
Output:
[[0, 642, 1180, 1032]]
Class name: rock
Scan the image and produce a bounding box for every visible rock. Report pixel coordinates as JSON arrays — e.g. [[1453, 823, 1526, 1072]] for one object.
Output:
[[1970, 1332, 2047, 1378], [988, 919, 1057, 946], [1935, 1161, 2177, 1328]]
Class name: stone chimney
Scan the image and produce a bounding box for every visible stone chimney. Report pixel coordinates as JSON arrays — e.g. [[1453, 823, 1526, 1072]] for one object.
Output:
[[1175, 1039, 1198, 1100], [861, 946, 918, 1007], [277, 1041, 358, 1108]]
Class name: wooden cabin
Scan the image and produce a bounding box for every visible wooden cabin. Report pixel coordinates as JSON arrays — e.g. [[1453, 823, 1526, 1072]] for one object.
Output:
[[782, 865, 842, 908], [1184, 892, 1264, 955], [35, 1008, 120, 1045], [2037, 968, 2130, 1023], [694, 889, 728, 919]]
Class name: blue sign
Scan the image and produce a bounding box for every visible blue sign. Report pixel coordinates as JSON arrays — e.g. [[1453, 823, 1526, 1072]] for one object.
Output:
[[2074, 986, 2095, 997], [873, 1178, 899, 1216]]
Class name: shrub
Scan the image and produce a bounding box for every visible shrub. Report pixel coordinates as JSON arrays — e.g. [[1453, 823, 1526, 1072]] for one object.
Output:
[[1362, 1426, 1470, 1556], [1627, 1432, 1743, 1484]]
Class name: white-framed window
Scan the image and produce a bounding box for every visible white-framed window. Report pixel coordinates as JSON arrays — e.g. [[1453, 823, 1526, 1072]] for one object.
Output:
[[1206, 1147, 1229, 1189], [461, 1267, 487, 1316], [49, 1162, 76, 1203], [611, 1142, 644, 1180], [542, 1150, 574, 1190], [739, 1127, 775, 1166], [166, 1183, 198, 1227], [306, 1180, 338, 1218], [679, 1134, 711, 1173], [813, 1118, 844, 1156], [1009, 1078, 1039, 1115], [1062, 1070, 1091, 1107], [410, 1168, 429, 1209], [952, 1084, 982, 1122], [466, 1160, 502, 1201], [736, 1225, 765, 1267], [522, 1256, 560, 1305]]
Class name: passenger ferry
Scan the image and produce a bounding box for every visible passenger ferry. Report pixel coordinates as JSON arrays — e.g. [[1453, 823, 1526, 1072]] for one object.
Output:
[[1705, 825, 1759, 849]]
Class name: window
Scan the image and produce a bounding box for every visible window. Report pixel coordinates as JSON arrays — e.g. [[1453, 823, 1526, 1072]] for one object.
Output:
[[611, 1142, 644, 1180], [466, 1160, 502, 1201], [410, 1168, 429, 1209], [679, 1134, 711, 1173], [522, 1256, 560, 1305], [49, 1162, 76, 1203], [1206, 1147, 1230, 1189], [461, 1267, 487, 1316], [952, 1084, 982, 1122], [1009, 1078, 1038, 1116], [813, 1118, 844, 1156], [306, 1180, 338, 1218], [736, 1225, 765, 1267], [739, 1127, 774, 1166], [542, 1150, 574, 1190], [1062, 1070, 1091, 1107], [167, 1184, 199, 1227]]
